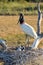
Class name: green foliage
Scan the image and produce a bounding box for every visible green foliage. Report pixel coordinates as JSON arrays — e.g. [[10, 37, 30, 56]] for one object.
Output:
[[25, 0, 42, 2], [0, 1, 43, 15], [0, 0, 43, 2]]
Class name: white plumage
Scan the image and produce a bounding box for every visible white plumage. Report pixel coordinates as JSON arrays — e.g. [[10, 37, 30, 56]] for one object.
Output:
[[15, 46, 25, 51], [20, 23, 37, 39]]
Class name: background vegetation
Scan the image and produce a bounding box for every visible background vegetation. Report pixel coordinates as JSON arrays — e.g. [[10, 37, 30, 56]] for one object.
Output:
[[0, 0, 43, 2], [0, 0, 43, 15]]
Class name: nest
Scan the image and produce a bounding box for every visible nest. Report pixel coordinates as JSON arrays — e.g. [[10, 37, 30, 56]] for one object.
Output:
[[0, 46, 43, 65]]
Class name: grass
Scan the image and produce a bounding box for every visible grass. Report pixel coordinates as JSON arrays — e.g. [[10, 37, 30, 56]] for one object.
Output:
[[0, 2, 43, 15], [0, 15, 43, 48]]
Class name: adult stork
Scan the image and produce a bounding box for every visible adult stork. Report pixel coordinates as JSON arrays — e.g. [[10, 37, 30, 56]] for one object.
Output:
[[17, 13, 39, 49], [17, 13, 38, 38]]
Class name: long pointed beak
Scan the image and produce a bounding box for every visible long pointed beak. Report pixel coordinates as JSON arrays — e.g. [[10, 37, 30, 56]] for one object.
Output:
[[17, 21, 19, 24]]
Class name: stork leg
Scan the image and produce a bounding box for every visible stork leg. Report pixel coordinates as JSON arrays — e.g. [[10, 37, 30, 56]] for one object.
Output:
[[25, 34, 30, 47]]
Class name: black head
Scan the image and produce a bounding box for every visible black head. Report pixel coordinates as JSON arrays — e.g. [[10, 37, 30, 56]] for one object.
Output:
[[20, 13, 23, 17], [17, 13, 24, 24]]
